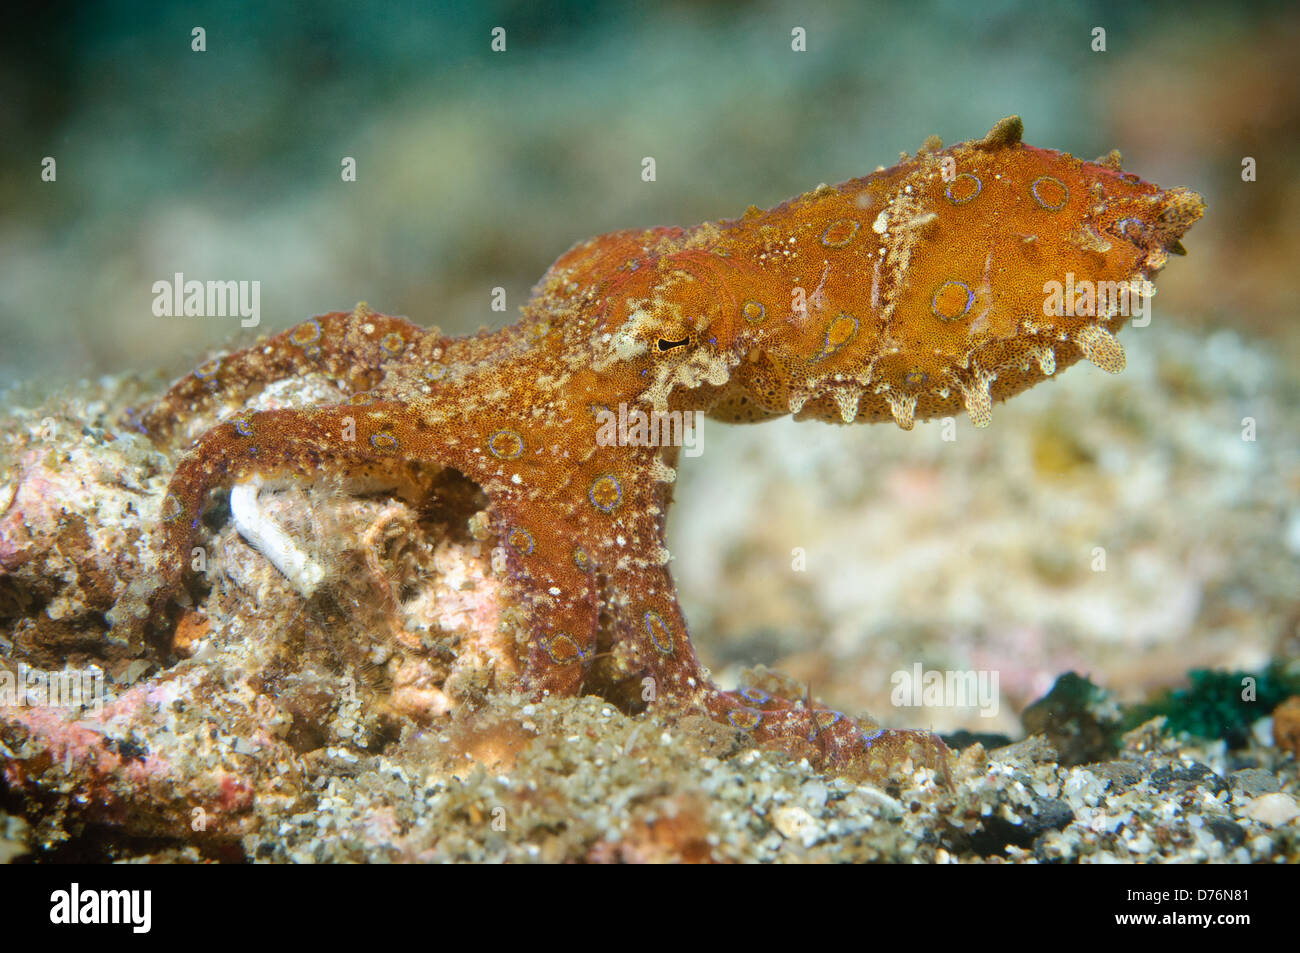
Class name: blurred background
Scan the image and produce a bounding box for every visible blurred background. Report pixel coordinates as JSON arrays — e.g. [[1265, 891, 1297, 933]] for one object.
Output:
[[2, 0, 1297, 731]]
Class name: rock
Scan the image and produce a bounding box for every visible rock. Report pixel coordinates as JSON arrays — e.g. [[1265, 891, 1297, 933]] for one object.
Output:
[[1021, 673, 1121, 766], [1272, 696, 1300, 758], [1203, 817, 1247, 847], [1150, 762, 1229, 797], [772, 804, 820, 847], [1242, 793, 1299, 827], [990, 734, 1058, 765], [1230, 768, 1281, 797], [964, 796, 1075, 856], [1090, 760, 1146, 791]]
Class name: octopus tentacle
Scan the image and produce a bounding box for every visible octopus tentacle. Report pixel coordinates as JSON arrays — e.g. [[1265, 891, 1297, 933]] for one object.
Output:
[[491, 510, 602, 698], [121, 401, 452, 643], [140, 305, 436, 445]]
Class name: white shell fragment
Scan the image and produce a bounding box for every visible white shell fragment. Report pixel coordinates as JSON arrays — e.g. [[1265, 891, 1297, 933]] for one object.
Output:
[[230, 478, 326, 596]]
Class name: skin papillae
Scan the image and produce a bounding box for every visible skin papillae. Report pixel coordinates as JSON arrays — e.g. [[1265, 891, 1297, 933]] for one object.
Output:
[[123, 117, 1204, 779]]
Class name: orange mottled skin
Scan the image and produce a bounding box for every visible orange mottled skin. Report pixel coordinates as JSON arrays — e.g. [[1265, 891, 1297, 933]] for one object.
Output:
[[125, 118, 1203, 777]]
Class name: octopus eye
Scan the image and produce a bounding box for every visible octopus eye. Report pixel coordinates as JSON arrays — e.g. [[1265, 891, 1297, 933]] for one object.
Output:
[[656, 335, 691, 352], [1114, 217, 1148, 243]]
